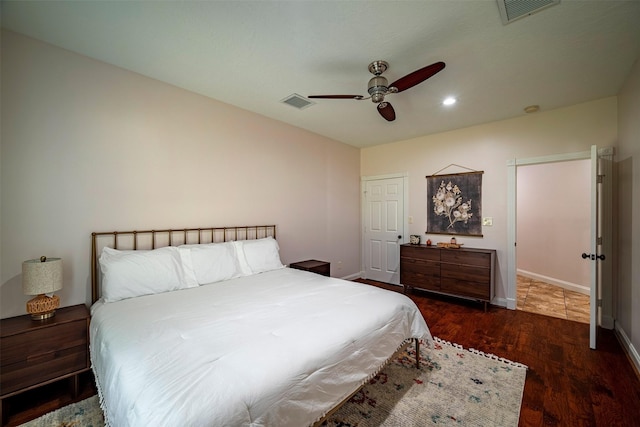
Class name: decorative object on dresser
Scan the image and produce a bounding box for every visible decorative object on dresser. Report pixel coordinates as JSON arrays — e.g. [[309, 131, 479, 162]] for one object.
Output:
[[400, 244, 496, 311], [289, 259, 330, 277], [426, 165, 483, 237], [22, 256, 63, 320], [0, 304, 90, 426]]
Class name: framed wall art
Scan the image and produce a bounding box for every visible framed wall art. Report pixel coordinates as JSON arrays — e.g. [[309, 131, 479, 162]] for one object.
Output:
[[426, 169, 483, 237]]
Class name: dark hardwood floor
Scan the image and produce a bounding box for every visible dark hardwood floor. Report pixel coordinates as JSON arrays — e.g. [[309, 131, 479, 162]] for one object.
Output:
[[358, 279, 640, 427], [4, 280, 639, 426]]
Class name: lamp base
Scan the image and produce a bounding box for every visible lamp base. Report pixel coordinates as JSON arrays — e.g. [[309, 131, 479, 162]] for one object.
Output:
[[26, 294, 60, 320]]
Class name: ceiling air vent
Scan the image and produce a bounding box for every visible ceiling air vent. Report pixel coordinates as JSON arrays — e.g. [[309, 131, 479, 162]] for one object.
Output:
[[281, 94, 315, 110], [497, 0, 560, 25]]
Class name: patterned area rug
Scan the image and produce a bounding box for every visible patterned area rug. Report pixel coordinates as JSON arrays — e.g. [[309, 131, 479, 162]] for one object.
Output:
[[20, 338, 526, 427], [323, 338, 527, 426]]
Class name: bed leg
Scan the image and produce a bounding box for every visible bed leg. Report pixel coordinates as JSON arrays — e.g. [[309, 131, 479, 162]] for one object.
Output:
[[414, 338, 420, 369]]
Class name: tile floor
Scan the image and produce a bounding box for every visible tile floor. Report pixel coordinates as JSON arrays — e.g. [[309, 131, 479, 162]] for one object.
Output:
[[517, 275, 590, 324]]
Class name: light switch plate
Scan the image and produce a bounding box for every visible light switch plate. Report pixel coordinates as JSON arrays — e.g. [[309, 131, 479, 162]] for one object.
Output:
[[482, 217, 493, 226]]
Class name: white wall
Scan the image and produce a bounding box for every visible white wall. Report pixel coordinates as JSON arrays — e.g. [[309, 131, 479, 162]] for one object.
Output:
[[616, 56, 640, 370], [0, 31, 361, 318], [517, 160, 591, 293], [361, 96, 618, 306]]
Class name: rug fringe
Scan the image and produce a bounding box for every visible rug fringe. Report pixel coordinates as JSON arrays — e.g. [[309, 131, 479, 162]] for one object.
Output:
[[434, 336, 528, 369]]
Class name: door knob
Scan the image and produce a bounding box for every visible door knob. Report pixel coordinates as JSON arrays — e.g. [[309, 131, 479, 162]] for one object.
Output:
[[398, 235, 402, 239], [582, 253, 606, 261]]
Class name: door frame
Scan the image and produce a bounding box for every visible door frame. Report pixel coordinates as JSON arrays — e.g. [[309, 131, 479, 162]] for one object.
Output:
[[506, 147, 613, 347], [361, 173, 409, 280]]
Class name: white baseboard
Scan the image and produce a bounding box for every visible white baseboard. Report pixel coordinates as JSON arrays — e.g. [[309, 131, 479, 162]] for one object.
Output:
[[614, 322, 640, 375], [491, 297, 510, 309], [517, 269, 589, 295]]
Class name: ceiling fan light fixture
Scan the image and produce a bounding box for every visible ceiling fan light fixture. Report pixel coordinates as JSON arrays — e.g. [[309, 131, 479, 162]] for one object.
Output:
[[368, 75, 389, 103]]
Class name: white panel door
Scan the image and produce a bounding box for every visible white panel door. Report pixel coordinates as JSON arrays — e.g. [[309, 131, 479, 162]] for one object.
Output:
[[364, 177, 404, 284]]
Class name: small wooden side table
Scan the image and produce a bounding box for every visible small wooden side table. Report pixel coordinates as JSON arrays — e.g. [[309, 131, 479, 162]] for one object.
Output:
[[0, 304, 90, 425], [289, 260, 330, 277]]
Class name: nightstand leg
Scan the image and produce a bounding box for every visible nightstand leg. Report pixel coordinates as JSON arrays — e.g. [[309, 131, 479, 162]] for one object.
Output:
[[72, 374, 79, 398]]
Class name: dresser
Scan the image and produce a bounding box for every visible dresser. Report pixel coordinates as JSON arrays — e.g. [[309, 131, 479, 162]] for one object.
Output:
[[0, 304, 90, 424], [400, 244, 496, 310]]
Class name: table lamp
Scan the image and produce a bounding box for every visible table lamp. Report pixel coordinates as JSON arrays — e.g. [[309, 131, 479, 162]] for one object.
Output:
[[22, 256, 63, 320]]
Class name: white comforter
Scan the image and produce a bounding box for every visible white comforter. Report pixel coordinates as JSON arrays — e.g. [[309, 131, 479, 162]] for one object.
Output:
[[90, 268, 432, 427]]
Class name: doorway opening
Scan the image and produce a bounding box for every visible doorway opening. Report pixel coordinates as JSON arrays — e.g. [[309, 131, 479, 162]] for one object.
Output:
[[515, 159, 590, 323]]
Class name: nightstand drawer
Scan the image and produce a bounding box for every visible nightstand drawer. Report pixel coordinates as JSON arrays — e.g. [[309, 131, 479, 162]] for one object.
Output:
[[0, 344, 87, 395], [1, 320, 87, 367]]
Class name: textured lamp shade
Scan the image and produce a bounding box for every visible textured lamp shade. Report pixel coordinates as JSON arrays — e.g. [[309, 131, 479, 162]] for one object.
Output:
[[22, 256, 63, 320]]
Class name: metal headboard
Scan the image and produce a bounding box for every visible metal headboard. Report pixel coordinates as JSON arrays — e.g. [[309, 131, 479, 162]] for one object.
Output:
[[91, 225, 276, 304]]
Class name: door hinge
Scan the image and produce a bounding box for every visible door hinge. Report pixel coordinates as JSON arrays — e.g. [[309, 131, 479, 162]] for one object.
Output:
[[597, 174, 605, 184], [597, 299, 603, 308], [597, 237, 603, 245]]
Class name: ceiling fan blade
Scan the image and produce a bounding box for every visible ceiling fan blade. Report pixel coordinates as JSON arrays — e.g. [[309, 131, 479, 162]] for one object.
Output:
[[308, 95, 363, 99], [377, 102, 396, 122], [390, 61, 446, 93]]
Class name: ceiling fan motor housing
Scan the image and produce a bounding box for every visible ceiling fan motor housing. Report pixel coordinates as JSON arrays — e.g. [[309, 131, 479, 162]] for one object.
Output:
[[368, 75, 388, 103]]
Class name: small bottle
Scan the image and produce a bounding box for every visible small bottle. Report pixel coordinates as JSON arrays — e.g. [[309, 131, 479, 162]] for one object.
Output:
[[426, 239, 432, 246], [450, 237, 456, 244]]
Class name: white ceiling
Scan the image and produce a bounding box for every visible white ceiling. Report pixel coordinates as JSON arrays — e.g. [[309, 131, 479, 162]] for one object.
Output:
[[2, 1, 640, 148]]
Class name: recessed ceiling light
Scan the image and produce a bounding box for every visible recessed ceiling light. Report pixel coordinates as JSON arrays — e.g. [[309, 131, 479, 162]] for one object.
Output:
[[524, 105, 540, 113], [442, 97, 457, 106]]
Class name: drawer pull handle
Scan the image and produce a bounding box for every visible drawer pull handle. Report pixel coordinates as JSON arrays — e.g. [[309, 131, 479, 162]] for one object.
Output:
[[27, 350, 56, 364]]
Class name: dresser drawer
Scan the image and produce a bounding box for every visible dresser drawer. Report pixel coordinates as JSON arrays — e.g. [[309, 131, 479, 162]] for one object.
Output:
[[401, 245, 440, 260], [441, 250, 490, 267], [401, 271, 441, 290], [401, 257, 440, 276], [441, 263, 491, 284], [441, 278, 490, 301]]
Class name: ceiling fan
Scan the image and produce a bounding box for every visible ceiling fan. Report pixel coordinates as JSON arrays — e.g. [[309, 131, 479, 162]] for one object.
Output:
[[308, 60, 445, 122]]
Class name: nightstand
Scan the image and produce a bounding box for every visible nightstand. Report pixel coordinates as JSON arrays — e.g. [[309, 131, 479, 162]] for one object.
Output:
[[0, 304, 90, 425], [289, 259, 330, 277]]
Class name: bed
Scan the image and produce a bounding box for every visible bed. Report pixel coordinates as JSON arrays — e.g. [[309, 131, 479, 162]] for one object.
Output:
[[89, 225, 432, 426]]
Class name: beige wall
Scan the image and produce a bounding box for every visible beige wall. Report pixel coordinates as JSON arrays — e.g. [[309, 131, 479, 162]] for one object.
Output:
[[617, 56, 640, 368], [0, 31, 361, 318], [361, 96, 618, 305]]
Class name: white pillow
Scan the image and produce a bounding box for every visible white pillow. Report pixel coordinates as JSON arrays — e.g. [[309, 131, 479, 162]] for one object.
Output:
[[235, 237, 284, 275], [99, 246, 198, 302], [180, 242, 241, 285]]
